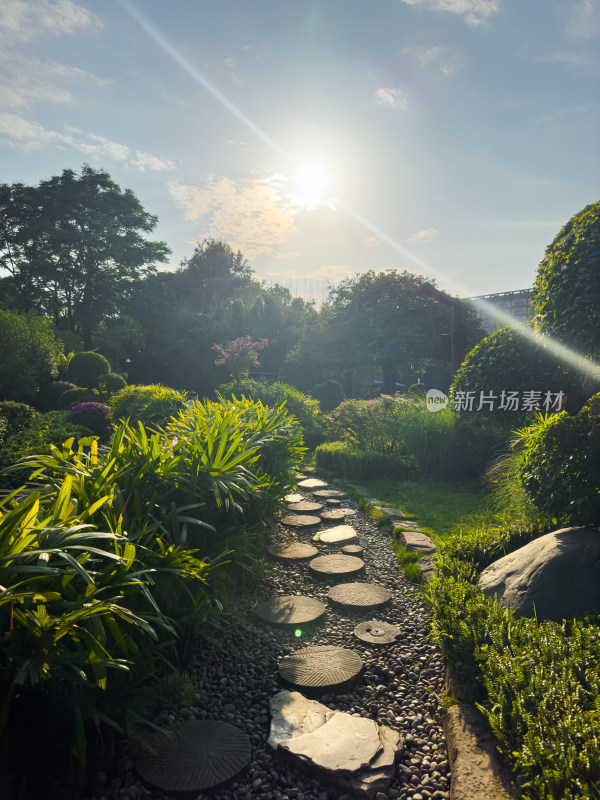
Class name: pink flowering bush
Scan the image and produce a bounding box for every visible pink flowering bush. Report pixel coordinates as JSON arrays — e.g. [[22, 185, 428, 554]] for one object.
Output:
[[67, 401, 112, 437], [212, 335, 268, 379]]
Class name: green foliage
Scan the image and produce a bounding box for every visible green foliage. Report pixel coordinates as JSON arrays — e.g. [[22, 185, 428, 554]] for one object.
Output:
[[316, 440, 417, 479], [312, 379, 344, 411], [451, 325, 578, 417], [322, 393, 460, 479], [58, 387, 98, 409], [518, 395, 600, 525], [0, 311, 62, 403], [66, 403, 112, 438], [218, 378, 326, 448], [0, 410, 92, 488], [0, 418, 6, 450], [67, 351, 111, 389], [0, 165, 170, 347], [109, 384, 187, 429], [34, 380, 77, 412], [0, 402, 40, 439], [531, 200, 600, 355], [101, 372, 127, 394]]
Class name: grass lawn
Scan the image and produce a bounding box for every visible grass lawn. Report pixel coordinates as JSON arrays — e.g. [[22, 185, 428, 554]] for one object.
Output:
[[348, 477, 488, 540]]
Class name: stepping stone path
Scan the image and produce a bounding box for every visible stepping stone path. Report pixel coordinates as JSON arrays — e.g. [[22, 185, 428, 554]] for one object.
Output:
[[136, 720, 250, 793], [285, 493, 304, 503], [354, 619, 402, 644], [281, 514, 321, 528], [297, 478, 329, 489], [328, 582, 392, 611], [313, 524, 358, 546], [278, 645, 363, 693], [342, 543, 364, 555], [320, 508, 347, 521], [313, 489, 344, 498], [268, 542, 318, 560], [309, 553, 365, 578], [325, 498, 342, 506], [254, 595, 326, 626], [288, 501, 324, 513]]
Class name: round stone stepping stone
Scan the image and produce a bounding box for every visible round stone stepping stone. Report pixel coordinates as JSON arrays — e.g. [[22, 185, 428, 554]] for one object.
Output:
[[341, 508, 357, 516], [136, 720, 250, 792], [313, 489, 343, 498], [320, 508, 347, 521], [288, 501, 324, 513], [281, 514, 321, 528], [342, 544, 364, 555], [354, 619, 402, 644], [298, 478, 328, 489], [285, 493, 304, 503], [314, 525, 358, 546], [278, 645, 363, 693], [254, 595, 326, 626], [327, 582, 392, 610], [326, 498, 342, 506], [268, 542, 319, 560], [309, 554, 364, 578]]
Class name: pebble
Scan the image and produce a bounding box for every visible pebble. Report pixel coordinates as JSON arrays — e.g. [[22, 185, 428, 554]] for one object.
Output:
[[80, 487, 450, 800]]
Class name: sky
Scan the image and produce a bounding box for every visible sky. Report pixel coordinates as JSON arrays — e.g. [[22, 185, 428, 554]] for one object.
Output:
[[0, 0, 598, 303]]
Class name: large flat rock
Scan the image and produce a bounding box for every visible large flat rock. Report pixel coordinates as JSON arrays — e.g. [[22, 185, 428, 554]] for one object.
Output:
[[313, 524, 358, 545], [269, 690, 402, 799], [396, 530, 437, 554], [479, 526, 600, 621]]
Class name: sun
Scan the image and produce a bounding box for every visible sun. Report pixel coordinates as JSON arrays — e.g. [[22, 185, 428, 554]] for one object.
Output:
[[289, 157, 335, 210]]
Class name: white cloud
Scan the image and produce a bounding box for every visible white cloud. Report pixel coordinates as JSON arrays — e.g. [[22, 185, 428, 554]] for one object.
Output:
[[169, 175, 298, 257], [0, 112, 173, 171], [0, 0, 102, 44], [402, 44, 456, 76], [404, 228, 439, 244], [565, 0, 600, 41], [399, 0, 501, 26], [0, 58, 111, 109], [375, 87, 409, 109]]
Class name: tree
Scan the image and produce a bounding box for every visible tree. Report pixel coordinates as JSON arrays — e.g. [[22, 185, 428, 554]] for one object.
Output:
[[0, 165, 170, 347], [530, 201, 600, 355], [0, 310, 62, 402], [177, 239, 256, 312]]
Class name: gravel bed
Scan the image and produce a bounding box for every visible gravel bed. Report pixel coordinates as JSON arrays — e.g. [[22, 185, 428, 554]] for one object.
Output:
[[90, 488, 450, 800]]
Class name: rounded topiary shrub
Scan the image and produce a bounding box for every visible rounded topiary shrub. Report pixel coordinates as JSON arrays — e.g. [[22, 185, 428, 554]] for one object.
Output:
[[59, 387, 99, 409], [312, 379, 344, 412], [0, 401, 40, 438], [531, 200, 600, 354], [110, 384, 187, 428], [451, 325, 580, 419], [67, 402, 112, 437], [35, 380, 78, 411], [67, 351, 111, 389], [518, 393, 600, 526], [101, 372, 127, 394]]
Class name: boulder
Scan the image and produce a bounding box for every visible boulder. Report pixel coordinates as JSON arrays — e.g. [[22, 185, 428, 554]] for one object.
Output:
[[478, 526, 600, 621], [268, 690, 402, 799], [396, 530, 436, 555]]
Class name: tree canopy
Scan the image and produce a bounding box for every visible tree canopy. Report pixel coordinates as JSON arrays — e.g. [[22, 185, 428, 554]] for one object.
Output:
[[0, 164, 170, 347]]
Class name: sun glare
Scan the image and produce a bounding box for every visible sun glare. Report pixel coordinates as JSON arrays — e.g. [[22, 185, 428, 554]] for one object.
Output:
[[289, 158, 335, 210]]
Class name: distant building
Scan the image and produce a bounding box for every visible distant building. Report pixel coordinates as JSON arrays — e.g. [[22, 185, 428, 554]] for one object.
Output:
[[466, 289, 532, 334]]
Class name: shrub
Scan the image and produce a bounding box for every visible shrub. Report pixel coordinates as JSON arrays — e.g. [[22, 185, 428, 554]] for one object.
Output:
[[101, 372, 127, 394], [531, 200, 600, 355], [0, 416, 7, 449], [0, 410, 93, 487], [312, 379, 344, 411], [518, 394, 600, 526], [67, 402, 112, 437], [58, 387, 99, 408], [219, 378, 326, 448], [67, 351, 111, 389], [110, 384, 187, 428], [315, 440, 417, 478], [35, 380, 78, 411], [0, 310, 62, 402], [0, 401, 40, 438]]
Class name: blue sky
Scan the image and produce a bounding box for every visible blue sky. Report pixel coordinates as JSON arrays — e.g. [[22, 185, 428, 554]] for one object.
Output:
[[1, 0, 598, 301]]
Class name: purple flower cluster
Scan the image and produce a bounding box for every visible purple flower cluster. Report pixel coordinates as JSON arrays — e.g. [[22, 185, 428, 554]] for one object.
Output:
[[67, 402, 111, 436], [212, 335, 269, 367]]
